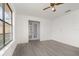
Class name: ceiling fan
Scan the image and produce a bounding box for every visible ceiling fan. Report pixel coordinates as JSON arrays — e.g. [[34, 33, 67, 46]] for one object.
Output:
[[43, 3, 63, 12]]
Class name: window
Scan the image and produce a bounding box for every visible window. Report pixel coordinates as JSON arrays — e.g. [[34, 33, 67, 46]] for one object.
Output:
[[5, 3, 12, 24], [0, 3, 12, 50], [5, 4, 12, 45], [0, 4, 3, 20], [0, 3, 3, 49], [0, 21, 3, 49], [5, 23, 12, 44]]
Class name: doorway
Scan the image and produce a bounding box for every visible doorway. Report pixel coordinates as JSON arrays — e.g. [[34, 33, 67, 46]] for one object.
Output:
[[28, 20, 40, 41]]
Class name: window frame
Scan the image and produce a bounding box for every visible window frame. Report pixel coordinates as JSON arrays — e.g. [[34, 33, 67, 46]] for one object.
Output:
[[0, 3, 13, 50]]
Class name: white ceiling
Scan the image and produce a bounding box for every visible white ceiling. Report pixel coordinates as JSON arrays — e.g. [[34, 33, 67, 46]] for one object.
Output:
[[13, 3, 79, 20]]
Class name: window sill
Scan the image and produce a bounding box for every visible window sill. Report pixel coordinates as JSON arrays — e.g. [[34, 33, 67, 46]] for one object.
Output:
[[0, 40, 14, 56]]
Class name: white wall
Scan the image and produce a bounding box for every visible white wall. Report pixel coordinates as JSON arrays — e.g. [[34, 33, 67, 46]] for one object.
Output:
[[15, 14, 52, 44], [15, 15, 28, 43], [51, 10, 79, 48]]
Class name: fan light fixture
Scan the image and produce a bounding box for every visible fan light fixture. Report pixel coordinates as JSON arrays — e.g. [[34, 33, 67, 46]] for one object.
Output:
[[43, 3, 63, 12], [52, 7, 54, 11]]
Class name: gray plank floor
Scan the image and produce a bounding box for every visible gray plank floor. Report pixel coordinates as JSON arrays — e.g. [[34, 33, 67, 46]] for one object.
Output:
[[13, 40, 79, 56]]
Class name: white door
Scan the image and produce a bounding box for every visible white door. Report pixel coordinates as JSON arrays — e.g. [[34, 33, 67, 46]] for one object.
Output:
[[29, 21, 40, 40]]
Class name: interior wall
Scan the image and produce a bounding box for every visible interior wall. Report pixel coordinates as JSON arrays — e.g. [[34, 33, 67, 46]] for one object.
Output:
[[51, 10, 79, 48], [15, 14, 52, 44], [15, 15, 28, 43]]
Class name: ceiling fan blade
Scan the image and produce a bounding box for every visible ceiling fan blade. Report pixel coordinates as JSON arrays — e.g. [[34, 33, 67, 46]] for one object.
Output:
[[50, 3, 63, 7], [55, 3, 63, 5], [43, 6, 50, 10]]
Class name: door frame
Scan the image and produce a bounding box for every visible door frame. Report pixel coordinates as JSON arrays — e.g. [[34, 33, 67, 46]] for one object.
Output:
[[28, 20, 40, 42]]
